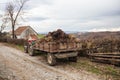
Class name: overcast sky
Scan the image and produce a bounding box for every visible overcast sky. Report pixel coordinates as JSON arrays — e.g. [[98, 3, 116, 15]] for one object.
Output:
[[0, 0, 120, 33]]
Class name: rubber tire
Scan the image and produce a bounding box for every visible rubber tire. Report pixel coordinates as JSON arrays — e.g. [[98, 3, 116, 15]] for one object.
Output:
[[47, 53, 56, 66], [69, 56, 77, 62], [28, 46, 35, 56], [24, 45, 28, 53]]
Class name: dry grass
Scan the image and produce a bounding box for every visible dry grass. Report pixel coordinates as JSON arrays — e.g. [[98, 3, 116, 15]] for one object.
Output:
[[69, 57, 120, 80], [37, 34, 45, 38], [3, 43, 24, 51]]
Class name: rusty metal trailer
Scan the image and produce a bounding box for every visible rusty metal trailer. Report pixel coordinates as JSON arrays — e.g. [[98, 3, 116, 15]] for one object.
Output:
[[25, 41, 82, 65]]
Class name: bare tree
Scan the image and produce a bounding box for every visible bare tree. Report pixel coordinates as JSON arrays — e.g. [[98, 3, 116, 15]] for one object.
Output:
[[0, 18, 8, 33], [0, 14, 9, 33], [5, 0, 28, 39]]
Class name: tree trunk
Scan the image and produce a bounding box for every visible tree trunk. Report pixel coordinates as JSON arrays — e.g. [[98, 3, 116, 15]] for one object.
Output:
[[12, 24, 15, 39]]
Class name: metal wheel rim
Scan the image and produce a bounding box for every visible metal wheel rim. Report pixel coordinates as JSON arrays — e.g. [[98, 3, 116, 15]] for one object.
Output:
[[48, 55, 52, 64], [29, 46, 33, 55]]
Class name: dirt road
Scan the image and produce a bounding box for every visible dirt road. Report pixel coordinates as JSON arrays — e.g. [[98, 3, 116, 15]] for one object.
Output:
[[0, 43, 102, 80]]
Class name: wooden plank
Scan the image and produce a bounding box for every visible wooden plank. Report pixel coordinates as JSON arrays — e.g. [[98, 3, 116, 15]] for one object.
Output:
[[90, 53, 120, 55], [38, 41, 79, 53], [93, 57, 120, 62], [89, 54, 120, 59], [92, 57, 120, 65]]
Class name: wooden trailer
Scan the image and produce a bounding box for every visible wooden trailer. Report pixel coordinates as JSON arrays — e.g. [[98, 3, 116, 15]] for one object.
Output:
[[24, 40, 82, 65]]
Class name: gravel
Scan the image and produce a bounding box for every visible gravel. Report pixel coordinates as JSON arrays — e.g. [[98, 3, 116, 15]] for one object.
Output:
[[0, 43, 103, 80]]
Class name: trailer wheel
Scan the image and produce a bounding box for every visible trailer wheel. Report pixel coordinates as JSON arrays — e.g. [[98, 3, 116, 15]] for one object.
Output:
[[47, 53, 56, 66], [69, 56, 77, 62], [28, 46, 35, 56], [24, 45, 28, 53]]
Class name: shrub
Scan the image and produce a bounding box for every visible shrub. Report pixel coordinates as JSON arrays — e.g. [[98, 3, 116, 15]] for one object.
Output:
[[7, 38, 26, 45], [0, 38, 7, 42], [0, 37, 26, 46]]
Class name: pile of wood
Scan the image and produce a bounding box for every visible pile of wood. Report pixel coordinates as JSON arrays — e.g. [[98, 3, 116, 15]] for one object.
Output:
[[89, 53, 120, 66], [39, 29, 80, 42]]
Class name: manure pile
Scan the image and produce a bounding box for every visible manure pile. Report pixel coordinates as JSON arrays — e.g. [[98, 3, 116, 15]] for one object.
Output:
[[39, 29, 79, 42]]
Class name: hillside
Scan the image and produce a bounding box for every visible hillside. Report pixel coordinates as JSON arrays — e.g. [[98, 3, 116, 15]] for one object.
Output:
[[76, 31, 120, 40]]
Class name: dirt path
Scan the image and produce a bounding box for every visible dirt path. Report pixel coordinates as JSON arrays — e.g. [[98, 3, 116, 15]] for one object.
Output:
[[0, 43, 102, 80]]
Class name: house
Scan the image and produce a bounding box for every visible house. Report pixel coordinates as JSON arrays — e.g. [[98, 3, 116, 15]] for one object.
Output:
[[14, 26, 38, 40]]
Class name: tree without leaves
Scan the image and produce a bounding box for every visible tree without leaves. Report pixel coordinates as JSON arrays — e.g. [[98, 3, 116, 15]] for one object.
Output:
[[5, 0, 28, 39], [0, 15, 9, 33]]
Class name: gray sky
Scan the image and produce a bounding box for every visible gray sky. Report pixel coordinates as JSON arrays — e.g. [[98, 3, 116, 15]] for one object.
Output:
[[0, 0, 120, 32]]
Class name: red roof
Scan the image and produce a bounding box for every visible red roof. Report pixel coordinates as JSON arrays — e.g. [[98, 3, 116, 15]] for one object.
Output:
[[15, 26, 28, 35], [30, 34, 38, 39]]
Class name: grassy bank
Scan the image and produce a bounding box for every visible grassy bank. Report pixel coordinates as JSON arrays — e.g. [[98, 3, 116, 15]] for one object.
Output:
[[3, 43, 24, 52], [69, 57, 120, 80], [37, 34, 45, 39]]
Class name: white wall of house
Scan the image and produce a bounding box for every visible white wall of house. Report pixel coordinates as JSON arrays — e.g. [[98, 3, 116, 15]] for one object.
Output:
[[16, 27, 37, 39], [16, 36, 21, 39]]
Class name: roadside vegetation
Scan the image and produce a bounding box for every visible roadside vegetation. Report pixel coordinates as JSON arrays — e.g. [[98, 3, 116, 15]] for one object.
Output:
[[3, 43, 24, 51], [69, 57, 120, 80], [77, 32, 120, 53], [37, 34, 45, 39]]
